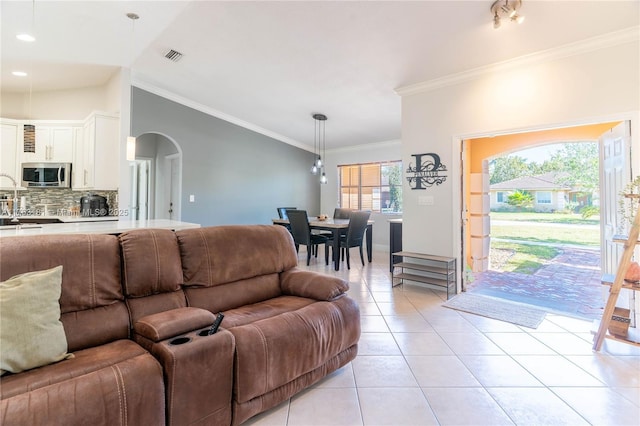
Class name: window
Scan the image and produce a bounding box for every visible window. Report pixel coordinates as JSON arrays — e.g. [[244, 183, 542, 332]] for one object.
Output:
[[496, 191, 506, 203], [339, 161, 402, 213], [536, 191, 552, 204]]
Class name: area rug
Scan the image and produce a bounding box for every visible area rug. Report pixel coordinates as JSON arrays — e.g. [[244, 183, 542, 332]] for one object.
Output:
[[443, 292, 547, 329]]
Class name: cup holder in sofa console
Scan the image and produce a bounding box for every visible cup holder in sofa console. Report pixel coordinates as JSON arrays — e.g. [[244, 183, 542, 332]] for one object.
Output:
[[197, 329, 211, 337], [169, 336, 192, 345]]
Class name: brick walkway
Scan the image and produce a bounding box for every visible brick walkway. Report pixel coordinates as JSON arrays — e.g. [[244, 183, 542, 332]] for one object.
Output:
[[467, 247, 603, 320]]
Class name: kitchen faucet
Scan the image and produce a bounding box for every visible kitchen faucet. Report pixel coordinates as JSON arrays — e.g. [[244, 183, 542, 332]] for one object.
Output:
[[0, 172, 20, 224]]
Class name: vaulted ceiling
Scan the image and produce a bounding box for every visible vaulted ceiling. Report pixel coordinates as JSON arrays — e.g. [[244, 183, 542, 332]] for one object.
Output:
[[2, 1, 638, 150]]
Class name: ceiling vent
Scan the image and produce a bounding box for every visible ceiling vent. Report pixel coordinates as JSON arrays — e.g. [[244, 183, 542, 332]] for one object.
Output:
[[164, 49, 183, 62]]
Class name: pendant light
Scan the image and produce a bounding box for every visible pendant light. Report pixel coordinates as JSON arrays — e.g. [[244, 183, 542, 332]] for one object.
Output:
[[126, 12, 139, 161], [310, 113, 326, 175], [310, 115, 319, 174], [312, 113, 328, 184]]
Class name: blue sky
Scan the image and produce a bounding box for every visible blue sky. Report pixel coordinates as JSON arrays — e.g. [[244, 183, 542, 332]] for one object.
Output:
[[510, 144, 563, 164]]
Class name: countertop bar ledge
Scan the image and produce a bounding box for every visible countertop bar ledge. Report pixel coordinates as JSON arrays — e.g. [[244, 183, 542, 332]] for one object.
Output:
[[0, 219, 201, 237]]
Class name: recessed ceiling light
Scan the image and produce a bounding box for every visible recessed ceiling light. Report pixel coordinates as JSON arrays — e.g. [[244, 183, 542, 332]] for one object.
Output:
[[12, 71, 28, 77], [16, 33, 35, 42]]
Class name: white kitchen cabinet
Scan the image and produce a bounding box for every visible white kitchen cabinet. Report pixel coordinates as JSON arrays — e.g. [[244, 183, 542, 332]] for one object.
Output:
[[72, 126, 94, 190], [23, 125, 74, 163], [0, 120, 22, 189], [80, 112, 119, 191]]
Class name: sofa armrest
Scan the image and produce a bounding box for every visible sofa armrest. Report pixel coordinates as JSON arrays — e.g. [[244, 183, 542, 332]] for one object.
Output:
[[280, 268, 349, 300], [134, 307, 215, 342]]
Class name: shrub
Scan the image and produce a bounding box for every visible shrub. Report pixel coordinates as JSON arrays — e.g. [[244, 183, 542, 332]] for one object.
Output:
[[580, 205, 599, 219]]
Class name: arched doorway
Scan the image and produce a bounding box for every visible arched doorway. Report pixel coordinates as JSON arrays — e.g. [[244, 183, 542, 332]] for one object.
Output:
[[461, 121, 632, 319], [130, 132, 182, 220]]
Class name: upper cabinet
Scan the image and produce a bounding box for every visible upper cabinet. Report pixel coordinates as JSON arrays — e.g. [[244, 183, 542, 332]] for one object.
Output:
[[23, 126, 75, 163], [81, 112, 119, 191], [0, 119, 22, 189], [1, 112, 120, 191]]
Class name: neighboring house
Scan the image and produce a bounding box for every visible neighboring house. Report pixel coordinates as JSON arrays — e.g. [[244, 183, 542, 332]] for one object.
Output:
[[490, 172, 579, 212]]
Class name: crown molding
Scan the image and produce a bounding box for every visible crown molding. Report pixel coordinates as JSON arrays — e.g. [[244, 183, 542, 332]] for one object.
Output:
[[327, 139, 401, 154], [395, 26, 639, 97], [131, 79, 311, 152]]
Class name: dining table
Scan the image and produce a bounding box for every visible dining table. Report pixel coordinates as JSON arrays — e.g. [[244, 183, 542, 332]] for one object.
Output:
[[272, 217, 373, 271]]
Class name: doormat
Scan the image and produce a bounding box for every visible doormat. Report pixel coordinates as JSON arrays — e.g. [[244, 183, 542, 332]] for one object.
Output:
[[443, 293, 547, 329]]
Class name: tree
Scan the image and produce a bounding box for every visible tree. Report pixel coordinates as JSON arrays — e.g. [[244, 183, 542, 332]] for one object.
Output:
[[539, 143, 598, 192], [382, 163, 402, 213], [507, 190, 534, 210], [489, 156, 540, 184]]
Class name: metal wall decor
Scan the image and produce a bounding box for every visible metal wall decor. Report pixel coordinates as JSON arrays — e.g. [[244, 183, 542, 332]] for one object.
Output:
[[405, 153, 447, 189]]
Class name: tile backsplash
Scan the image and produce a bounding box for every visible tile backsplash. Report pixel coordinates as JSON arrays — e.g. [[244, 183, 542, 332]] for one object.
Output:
[[0, 188, 118, 217]]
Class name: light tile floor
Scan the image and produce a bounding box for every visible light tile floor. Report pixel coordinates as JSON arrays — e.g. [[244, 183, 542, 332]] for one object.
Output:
[[243, 250, 640, 426]]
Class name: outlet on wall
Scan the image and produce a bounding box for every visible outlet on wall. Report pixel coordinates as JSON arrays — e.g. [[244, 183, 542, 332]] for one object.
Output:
[[189, 194, 195, 202]]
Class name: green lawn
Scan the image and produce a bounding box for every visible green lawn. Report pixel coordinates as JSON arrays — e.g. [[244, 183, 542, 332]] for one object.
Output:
[[490, 211, 599, 225], [491, 241, 560, 274], [491, 225, 600, 247], [487, 211, 600, 274]]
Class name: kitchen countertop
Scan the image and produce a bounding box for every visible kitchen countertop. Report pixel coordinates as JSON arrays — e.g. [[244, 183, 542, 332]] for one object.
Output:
[[0, 219, 201, 237], [2, 215, 120, 223]]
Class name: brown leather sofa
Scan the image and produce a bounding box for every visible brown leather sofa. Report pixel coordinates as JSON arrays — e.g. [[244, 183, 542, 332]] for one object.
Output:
[[0, 225, 360, 425], [0, 234, 166, 425]]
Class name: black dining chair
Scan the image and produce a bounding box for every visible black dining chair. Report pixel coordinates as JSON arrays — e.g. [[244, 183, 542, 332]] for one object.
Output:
[[276, 207, 296, 234], [328, 210, 371, 269], [286, 209, 329, 266], [333, 208, 353, 219], [277, 207, 297, 219]]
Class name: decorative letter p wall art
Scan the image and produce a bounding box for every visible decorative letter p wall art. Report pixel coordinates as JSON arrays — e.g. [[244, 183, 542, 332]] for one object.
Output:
[[406, 153, 447, 190]]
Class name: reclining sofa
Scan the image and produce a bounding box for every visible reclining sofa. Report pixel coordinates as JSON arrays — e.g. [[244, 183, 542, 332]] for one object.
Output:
[[0, 225, 361, 425]]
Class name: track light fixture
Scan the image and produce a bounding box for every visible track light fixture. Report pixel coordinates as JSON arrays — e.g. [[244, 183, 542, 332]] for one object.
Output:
[[491, 0, 525, 29]]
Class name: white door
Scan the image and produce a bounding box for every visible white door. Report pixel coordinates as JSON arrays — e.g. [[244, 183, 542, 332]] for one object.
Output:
[[129, 159, 151, 220], [600, 121, 632, 275], [129, 162, 139, 219], [165, 154, 181, 220], [137, 160, 150, 220]]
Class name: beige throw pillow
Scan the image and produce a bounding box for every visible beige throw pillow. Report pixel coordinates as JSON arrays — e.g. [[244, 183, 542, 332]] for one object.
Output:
[[1, 265, 72, 375]]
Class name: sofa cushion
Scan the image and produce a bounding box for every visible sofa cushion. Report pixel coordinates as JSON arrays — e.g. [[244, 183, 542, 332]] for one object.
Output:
[[119, 229, 184, 297], [0, 340, 165, 426], [0, 234, 128, 352], [0, 266, 72, 375], [184, 273, 283, 314], [0, 339, 148, 399], [216, 295, 315, 329], [177, 225, 298, 288], [280, 268, 349, 300], [229, 296, 360, 404], [119, 229, 187, 325]]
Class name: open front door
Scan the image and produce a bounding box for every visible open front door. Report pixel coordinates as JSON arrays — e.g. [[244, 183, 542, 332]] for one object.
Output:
[[600, 121, 632, 275]]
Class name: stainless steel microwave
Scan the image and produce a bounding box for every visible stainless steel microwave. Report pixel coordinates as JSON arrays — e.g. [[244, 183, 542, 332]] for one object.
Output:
[[21, 162, 72, 188]]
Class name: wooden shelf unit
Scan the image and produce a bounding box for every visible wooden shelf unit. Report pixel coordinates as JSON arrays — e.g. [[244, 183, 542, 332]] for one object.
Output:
[[391, 251, 456, 299], [592, 194, 640, 351]]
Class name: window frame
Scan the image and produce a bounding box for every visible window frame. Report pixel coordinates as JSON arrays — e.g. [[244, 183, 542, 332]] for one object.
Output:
[[536, 191, 552, 204], [338, 161, 402, 214]]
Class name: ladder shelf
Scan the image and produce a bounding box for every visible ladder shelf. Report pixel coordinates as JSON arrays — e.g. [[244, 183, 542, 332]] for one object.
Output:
[[592, 194, 640, 351]]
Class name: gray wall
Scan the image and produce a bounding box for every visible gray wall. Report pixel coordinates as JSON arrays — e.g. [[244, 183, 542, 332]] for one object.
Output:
[[131, 87, 320, 226]]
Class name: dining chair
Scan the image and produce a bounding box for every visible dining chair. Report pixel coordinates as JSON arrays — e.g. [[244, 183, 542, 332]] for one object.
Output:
[[286, 209, 329, 266], [277, 207, 297, 219], [333, 208, 353, 219], [329, 210, 371, 269]]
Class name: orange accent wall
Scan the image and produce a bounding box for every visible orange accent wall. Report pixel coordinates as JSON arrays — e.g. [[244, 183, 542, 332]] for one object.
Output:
[[468, 122, 620, 173], [462, 121, 620, 274]]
